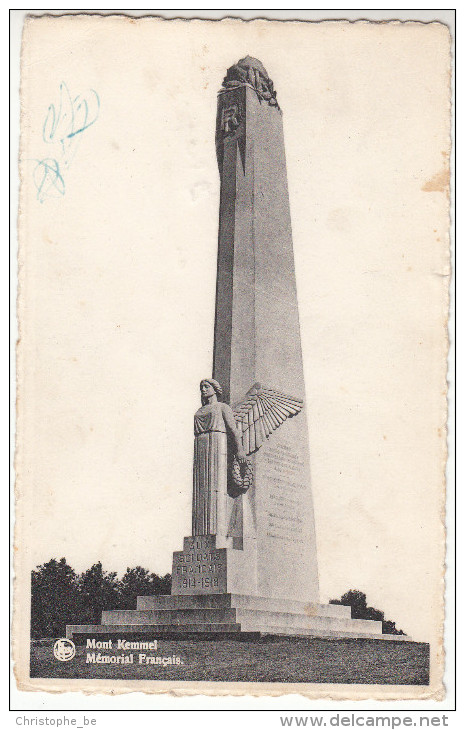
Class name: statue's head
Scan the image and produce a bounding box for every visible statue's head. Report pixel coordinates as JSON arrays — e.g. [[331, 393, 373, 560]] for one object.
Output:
[[200, 378, 222, 405]]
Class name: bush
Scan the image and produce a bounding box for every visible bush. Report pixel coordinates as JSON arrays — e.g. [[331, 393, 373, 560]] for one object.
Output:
[[330, 589, 405, 635]]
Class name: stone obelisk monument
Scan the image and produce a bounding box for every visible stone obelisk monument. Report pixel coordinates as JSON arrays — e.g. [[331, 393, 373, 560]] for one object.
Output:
[[205, 56, 319, 601], [68, 59, 400, 640]]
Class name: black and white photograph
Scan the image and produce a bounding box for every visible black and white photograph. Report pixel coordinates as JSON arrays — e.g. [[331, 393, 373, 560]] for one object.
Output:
[[12, 12, 452, 706]]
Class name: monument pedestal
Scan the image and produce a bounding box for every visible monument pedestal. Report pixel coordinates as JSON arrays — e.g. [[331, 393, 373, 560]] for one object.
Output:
[[171, 535, 259, 597], [67, 535, 410, 642]]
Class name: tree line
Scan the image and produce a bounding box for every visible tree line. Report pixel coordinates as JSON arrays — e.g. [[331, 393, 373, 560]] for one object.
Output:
[[330, 589, 405, 635], [31, 560, 405, 639], [31, 558, 171, 639]]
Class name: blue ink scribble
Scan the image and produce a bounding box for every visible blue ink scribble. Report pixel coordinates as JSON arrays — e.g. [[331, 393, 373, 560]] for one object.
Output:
[[32, 158, 65, 203], [33, 82, 100, 203]]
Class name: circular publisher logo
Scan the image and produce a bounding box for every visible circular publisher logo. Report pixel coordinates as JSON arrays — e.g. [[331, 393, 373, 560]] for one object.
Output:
[[53, 638, 76, 662]]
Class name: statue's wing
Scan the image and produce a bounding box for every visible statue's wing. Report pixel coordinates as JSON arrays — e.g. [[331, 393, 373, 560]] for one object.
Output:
[[233, 383, 304, 456]]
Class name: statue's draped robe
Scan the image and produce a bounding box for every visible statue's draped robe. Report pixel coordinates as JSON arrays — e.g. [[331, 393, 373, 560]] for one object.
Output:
[[192, 402, 230, 536]]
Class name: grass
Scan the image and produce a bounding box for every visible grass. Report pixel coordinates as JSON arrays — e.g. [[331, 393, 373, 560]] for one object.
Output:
[[30, 636, 429, 685]]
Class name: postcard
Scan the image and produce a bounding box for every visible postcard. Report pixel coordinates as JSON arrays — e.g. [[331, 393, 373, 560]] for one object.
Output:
[[14, 15, 451, 699]]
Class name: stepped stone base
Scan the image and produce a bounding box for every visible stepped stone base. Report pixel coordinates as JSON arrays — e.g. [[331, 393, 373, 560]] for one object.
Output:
[[66, 592, 411, 642]]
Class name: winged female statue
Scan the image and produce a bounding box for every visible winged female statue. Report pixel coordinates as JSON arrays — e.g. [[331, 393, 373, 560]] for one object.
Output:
[[192, 379, 303, 537]]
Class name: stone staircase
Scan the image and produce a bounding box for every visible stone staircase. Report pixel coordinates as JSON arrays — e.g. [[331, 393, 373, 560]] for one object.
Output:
[[66, 593, 410, 642]]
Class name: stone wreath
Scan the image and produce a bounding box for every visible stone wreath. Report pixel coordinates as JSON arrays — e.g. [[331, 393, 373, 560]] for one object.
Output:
[[230, 455, 254, 493]]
